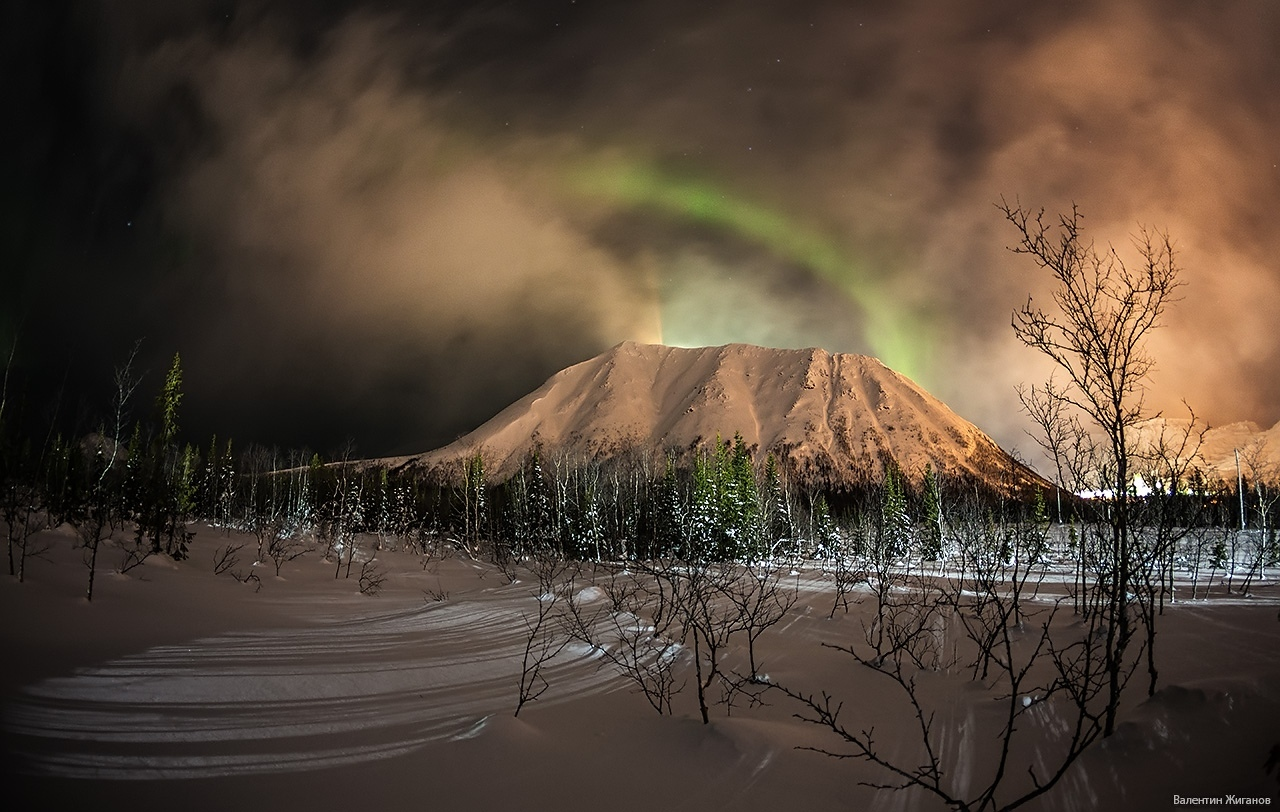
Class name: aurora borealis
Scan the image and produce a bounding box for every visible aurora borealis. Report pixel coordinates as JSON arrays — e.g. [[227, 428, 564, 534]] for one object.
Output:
[[4, 0, 1279, 458], [563, 157, 931, 382]]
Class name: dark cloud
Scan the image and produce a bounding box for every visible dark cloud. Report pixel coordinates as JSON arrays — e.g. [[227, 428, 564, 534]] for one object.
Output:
[[4, 0, 1278, 459]]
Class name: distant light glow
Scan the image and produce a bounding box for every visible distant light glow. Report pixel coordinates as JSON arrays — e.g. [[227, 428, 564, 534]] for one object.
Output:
[[565, 156, 933, 382]]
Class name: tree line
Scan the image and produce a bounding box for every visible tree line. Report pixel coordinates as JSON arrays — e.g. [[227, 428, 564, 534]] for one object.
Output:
[[1, 346, 1275, 600]]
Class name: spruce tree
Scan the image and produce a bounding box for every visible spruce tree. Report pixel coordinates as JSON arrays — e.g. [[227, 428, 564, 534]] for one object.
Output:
[[121, 422, 143, 523], [576, 481, 603, 561], [145, 354, 187, 557], [880, 462, 912, 560], [525, 452, 554, 551], [689, 448, 718, 560], [654, 454, 686, 557], [763, 453, 794, 552], [176, 443, 197, 520], [725, 433, 760, 559], [810, 493, 836, 558]]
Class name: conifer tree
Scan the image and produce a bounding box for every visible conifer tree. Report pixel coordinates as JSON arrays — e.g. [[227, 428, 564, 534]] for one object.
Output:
[[176, 443, 197, 519], [524, 452, 554, 552], [145, 353, 189, 558], [689, 447, 719, 559], [158, 354, 182, 449], [810, 493, 837, 557], [724, 433, 761, 559], [653, 454, 686, 557], [762, 452, 796, 554], [880, 462, 912, 560]]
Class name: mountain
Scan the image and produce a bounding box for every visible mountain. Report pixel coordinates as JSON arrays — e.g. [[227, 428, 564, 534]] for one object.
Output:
[[1130, 417, 1280, 484], [386, 342, 1044, 493]]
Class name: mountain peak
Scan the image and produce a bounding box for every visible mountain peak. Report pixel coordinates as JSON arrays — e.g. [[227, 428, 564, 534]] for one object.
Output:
[[389, 342, 1040, 492]]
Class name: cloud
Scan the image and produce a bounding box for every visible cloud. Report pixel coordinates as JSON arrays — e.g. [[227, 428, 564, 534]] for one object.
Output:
[[113, 12, 660, 451], [38, 0, 1278, 458]]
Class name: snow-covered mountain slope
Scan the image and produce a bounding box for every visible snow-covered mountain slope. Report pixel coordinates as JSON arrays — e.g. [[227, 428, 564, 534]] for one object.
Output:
[[387, 342, 1043, 491], [1130, 417, 1280, 484]]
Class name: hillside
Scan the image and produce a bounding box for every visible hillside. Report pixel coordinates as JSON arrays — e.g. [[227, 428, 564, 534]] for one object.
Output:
[[386, 342, 1042, 492], [1130, 417, 1280, 484]]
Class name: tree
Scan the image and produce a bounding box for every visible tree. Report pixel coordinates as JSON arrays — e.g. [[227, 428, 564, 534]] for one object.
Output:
[[523, 452, 556, 552], [1129, 411, 1209, 694], [572, 470, 604, 563], [1239, 438, 1280, 580], [762, 452, 795, 555], [561, 563, 685, 717], [2, 485, 43, 580], [462, 451, 487, 553], [69, 344, 148, 599], [809, 492, 837, 559], [515, 589, 570, 717], [143, 353, 190, 559], [1002, 198, 1182, 736], [77, 488, 111, 602], [652, 454, 686, 557], [721, 561, 799, 681], [688, 443, 720, 558], [0, 331, 16, 433], [319, 447, 364, 581], [722, 433, 761, 559], [918, 464, 945, 562], [879, 462, 912, 561], [1016, 378, 1098, 613], [781, 504, 1111, 812]]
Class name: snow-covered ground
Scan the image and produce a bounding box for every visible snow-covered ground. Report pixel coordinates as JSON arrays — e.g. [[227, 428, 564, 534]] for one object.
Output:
[[3, 524, 1278, 811]]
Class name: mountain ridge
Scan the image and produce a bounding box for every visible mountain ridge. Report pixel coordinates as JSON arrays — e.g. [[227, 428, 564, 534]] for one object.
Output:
[[1130, 416, 1280, 484], [385, 341, 1044, 492]]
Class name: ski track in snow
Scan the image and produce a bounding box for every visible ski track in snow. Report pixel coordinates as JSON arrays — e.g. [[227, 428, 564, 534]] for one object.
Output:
[[3, 589, 619, 780]]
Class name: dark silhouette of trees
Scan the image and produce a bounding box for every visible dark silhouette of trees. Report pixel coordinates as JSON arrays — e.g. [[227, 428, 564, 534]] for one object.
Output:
[[1002, 198, 1181, 736], [781, 502, 1110, 812]]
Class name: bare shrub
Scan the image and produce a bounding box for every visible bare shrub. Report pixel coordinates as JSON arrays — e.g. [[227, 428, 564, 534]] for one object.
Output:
[[231, 569, 262, 592], [528, 546, 575, 599], [515, 593, 569, 717], [115, 528, 155, 574], [3, 482, 49, 582], [422, 585, 449, 603], [721, 562, 800, 681], [561, 567, 685, 716], [76, 502, 111, 602], [780, 511, 1110, 811], [213, 543, 245, 576], [266, 532, 309, 576], [358, 559, 386, 596], [671, 561, 749, 724]]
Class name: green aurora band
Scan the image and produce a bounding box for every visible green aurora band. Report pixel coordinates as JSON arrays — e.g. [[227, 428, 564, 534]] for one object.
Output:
[[565, 158, 933, 383]]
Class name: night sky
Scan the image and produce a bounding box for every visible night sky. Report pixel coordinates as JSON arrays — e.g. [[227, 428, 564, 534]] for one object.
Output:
[[4, 0, 1279, 459]]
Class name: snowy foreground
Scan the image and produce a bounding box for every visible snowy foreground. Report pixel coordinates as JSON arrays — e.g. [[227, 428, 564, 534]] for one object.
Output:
[[3, 524, 1279, 811]]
